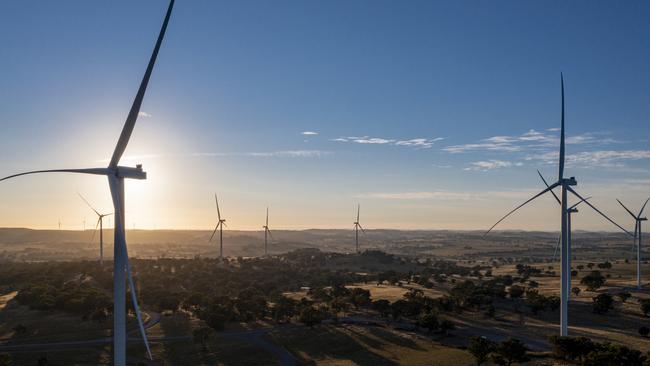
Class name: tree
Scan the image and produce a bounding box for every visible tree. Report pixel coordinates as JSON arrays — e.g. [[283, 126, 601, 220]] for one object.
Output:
[[548, 336, 597, 363], [491, 338, 528, 366], [572, 287, 581, 296], [508, 285, 525, 299], [299, 306, 324, 328], [639, 326, 650, 337], [468, 336, 495, 366], [439, 318, 455, 335], [616, 291, 632, 303], [641, 299, 650, 317], [371, 299, 391, 318], [587, 263, 595, 269], [417, 312, 439, 333], [193, 326, 215, 351], [0, 353, 11, 366], [581, 271, 606, 291], [577, 264, 585, 271], [592, 293, 614, 314]]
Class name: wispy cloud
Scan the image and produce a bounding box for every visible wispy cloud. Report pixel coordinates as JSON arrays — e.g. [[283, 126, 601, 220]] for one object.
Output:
[[464, 160, 523, 171], [526, 150, 650, 168], [443, 129, 618, 154], [98, 150, 331, 162], [301, 131, 318, 136], [138, 111, 152, 118], [360, 189, 539, 201], [332, 136, 443, 149]]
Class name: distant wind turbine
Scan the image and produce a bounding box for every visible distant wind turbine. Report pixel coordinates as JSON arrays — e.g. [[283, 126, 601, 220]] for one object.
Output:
[[0, 1, 174, 363], [263, 207, 274, 256], [485, 74, 632, 337], [617, 197, 650, 289], [353, 204, 365, 253], [78, 193, 113, 266], [209, 194, 227, 260]]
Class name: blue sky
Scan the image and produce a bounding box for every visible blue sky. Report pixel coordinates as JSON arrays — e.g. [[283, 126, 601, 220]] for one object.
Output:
[[0, 0, 649, 231]]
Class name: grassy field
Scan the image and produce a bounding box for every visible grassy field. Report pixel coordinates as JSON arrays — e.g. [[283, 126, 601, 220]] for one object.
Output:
[[266, 323, 474, 366]]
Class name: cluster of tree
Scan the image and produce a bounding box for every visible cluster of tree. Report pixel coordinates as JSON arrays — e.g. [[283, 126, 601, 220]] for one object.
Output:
[[14, 282, 111, 321], [467, 336, 528, 366], [549, 336, 650, 366], [581, 271, 607, 291], [523, 289, 560, 315], [515, 264, 542, 277]]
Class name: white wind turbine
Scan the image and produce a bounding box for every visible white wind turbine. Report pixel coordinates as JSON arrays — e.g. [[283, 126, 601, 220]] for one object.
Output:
[[353, 204, 365, 253], [0, 1, 174, 363], [263, 207, 274, 256], [617, 198, 650, 289], [209, 194, 227, 260], [485, 74, 632, 336], [78, 192, 113, 266]]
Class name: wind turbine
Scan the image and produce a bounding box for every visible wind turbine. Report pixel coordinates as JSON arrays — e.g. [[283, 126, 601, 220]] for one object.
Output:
[[353, 204, 365, 253], [485, 74, 631, 336], [209, 194, 227, 260], [0, 1, 174, 363], [78, 193, 113, 266], [617, 198, 650, 289], [263, 207, 274, 256], [538, 170, 591, 296]]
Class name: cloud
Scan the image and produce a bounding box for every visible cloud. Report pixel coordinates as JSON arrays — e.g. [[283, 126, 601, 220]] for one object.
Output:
[[138, 111, 152, 118], [332, 136, 443, 149], [360, 188, 540, 201], [443, 129, 618, 154], [98, 150, 331, 162], [464, 160, 522, 171], [301, 131, 318, 136], [526, 150, 650, 168]]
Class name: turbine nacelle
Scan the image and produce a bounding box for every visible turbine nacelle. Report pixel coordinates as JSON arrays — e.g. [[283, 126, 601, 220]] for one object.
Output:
[[561, 177, 577, 186], [116, 165, 147, 180]]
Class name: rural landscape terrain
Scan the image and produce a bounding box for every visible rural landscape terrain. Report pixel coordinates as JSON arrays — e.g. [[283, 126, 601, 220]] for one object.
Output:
[[1, 229, 650, 365]]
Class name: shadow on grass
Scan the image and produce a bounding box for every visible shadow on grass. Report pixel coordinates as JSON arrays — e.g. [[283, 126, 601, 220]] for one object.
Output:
[[268, 325, 401, 366]]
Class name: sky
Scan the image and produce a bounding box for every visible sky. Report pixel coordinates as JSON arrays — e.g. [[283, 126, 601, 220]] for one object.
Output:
[[0, 0, 649, 231]]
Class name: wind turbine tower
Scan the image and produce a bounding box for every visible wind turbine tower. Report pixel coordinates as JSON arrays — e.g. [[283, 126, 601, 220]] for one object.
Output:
[[263, 207, 273, 256], [353, 204, 365, 253], [0, 1, 174, 363], [209, 194, 227, 260], [617, 198, 650, 289]]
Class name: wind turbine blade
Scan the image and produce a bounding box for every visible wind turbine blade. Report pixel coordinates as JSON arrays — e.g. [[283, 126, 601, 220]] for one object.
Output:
[[568, 187, 632, 237], [90, 217, 101, 243], [124, 255, 152, 360], [266, 207, 269, 226], [569, 196, 591, 210], [639, 197, 650, 217], [617, 199, 637, 219], [109, 0, 175, 168], [537, 170, 561, 205], [0, 168, 109, 182], [267, 229, 275, 241], [358, 224, 366, 234], [485, 183, 559, 236], [558, 73, 565, 181], [552, 233, 561, 262], [78, 192, 101, 216], [215, 194, 221, 221], [357, 204, 360, 222], [222, 221, 228, 228], [209, 223, 220, 242]]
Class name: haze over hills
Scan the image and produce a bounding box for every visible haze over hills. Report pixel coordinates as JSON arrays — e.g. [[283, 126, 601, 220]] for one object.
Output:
[[0, 227, 633, 263]]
